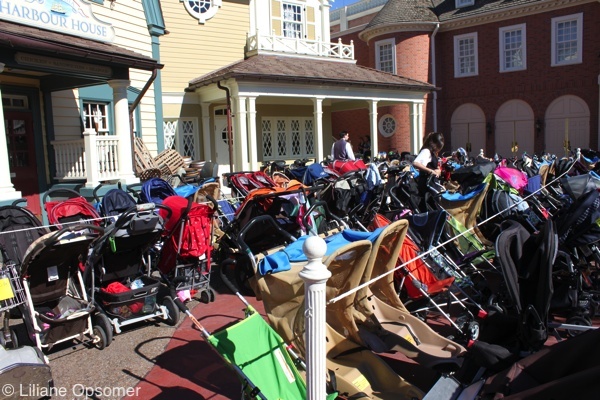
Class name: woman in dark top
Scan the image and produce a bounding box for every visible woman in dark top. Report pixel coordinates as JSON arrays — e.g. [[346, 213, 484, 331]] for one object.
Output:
[[413, 132, 445, 211]]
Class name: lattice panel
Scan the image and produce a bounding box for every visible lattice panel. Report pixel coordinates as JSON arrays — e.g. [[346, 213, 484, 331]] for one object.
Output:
[[305, 119, 314, 155], [163, 120, 177, 150], [277, 120, 287, 156], [262, 120, 272, 157], [291, 120, 301, 156]]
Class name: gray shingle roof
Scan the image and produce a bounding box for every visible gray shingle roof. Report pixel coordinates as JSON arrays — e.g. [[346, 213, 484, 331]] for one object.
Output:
[[366, 0, 438, 28], [188, 54, 435, 91], [364, 0, 545, 29]]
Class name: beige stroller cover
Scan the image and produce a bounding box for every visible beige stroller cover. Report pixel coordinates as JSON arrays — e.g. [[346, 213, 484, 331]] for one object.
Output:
[[255, 236, 423, 399], [353, 220, 466, 369]]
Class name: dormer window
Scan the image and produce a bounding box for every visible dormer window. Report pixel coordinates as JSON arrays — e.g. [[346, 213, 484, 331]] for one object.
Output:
[[282, 3, 304, 39], [181, 0, 222, 24], [456, 0, 475, 8]]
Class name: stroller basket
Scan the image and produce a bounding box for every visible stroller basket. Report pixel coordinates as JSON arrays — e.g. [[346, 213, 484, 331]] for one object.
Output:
[[0, 262, 26, 313], [99, 275, 160, 320]]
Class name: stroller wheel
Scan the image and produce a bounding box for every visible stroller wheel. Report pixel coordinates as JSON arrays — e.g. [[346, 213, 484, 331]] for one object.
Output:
[[467, 321, 480, 341], [92, 325, 109, 350], [565, 315, 592, 338], [93, 313, 113, 347], [199, 289, 216, 304], [162, 296, 180, 326]]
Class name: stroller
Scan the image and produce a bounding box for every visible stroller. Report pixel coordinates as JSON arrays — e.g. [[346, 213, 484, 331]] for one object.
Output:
[[19, 225, 109, 351], [156, 196, 217, 304], [88, 203, 178, 335], [43, 188, 102, 228], [0, 251, 53, 398], [140, 177, 177, 205]]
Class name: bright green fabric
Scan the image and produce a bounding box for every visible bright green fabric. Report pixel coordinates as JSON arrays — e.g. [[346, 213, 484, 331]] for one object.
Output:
[[208, 312, 307, 400], [446, 215, 495, 262]]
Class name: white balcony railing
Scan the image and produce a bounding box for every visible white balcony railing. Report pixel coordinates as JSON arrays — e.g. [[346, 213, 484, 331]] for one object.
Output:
[[51, 131, 120, 185], [246, 33, 354, 60]]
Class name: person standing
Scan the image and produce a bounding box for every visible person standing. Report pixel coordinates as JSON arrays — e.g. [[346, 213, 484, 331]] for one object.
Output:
[[413, 131, 444, 211], [331, 130, 355, 161]]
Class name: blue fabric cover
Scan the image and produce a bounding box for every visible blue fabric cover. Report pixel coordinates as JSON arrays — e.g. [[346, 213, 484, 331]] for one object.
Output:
[[441, 183, 486, 201], [174, 184, 201, 198], [258, 228, 384, 275]]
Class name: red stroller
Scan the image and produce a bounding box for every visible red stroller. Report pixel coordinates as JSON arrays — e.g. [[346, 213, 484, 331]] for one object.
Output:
[[157, 196, 217, 303], [43, 188, 101, 229]]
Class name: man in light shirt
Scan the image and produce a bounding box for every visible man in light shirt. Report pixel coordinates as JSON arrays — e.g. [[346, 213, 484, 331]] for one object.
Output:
[[331, 130, 355, 161]]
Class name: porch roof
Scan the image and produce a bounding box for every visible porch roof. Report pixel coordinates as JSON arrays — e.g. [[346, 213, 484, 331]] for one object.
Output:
[[0, 20, 162, 72], [187, 54, 435, 92]]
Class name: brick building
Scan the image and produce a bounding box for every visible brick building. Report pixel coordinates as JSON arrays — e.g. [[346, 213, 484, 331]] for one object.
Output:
[[331, 0, 600, 158]]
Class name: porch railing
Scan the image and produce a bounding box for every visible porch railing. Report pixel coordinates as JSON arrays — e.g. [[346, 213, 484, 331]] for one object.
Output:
[[246, 32, 354, 60], [51, 130, 120, 185]]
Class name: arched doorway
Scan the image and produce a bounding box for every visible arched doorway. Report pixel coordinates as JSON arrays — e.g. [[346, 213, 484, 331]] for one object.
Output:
[[495, 99, 534, 158], [545, 95, 590, 156], [450, 103, 486, 158]]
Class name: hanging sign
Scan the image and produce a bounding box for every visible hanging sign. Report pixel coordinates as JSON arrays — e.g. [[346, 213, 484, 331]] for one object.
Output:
[[0, 0, 115, 43]]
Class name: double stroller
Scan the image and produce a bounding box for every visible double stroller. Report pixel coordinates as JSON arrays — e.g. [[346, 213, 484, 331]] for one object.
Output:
[[87, 202, 179, 335]]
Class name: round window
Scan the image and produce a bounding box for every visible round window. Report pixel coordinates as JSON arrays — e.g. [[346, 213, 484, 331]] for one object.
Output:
[[378, 115, 396, 137], [183, 0, 222, 24]]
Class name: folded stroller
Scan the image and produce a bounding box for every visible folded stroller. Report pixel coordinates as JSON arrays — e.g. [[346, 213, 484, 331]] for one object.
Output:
[[157, 196, 217, 304], [88, 203, 178, 334], [19, 225, 109, 351]]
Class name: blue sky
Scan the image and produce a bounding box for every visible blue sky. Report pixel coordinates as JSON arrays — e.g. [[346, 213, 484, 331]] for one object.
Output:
[[331, 0, 362, 10]]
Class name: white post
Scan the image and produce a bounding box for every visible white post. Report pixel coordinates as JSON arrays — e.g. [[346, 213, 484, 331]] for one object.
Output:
[[312, 97, 325, 163], [0, 63, 22, 200], [368, 100, 378, 158], [201, 103, 212, 161], [299, 236, 330, 400], [108, 79, 137, 184], [83, 129, 100, 188], [247, 96, 258, 171], [232, 95, 249, 171]]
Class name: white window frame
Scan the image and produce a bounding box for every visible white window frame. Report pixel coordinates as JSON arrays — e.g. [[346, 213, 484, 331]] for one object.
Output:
[[551, 13, 583, 67], [181, 0, 222, 24], [375, 38, 396, 74], [499, 24, 527, 72], [454, 32, 479, 78], [455, 0, 474, 8], [261, 117, 315, 161], [282, 2, 305, 39], [378, 114, 397, 137], [82, 102, 110, 134]]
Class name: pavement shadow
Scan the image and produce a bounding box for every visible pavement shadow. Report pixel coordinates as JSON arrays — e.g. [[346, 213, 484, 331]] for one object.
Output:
[[132, 335, 242, 399]]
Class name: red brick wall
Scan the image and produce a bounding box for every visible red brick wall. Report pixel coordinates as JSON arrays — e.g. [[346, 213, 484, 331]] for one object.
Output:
[[436, 4, 600, 153]]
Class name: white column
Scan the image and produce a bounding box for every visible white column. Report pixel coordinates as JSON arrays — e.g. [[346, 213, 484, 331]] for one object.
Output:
[[299, 236, 330, 400], [0, 63, 22, 201], [233, 95, 249, 171], [410, 102, 424, 154], [320, 0, 332, 44], [201, 103, 212, 161], [83, 129, 100, 188], [368, 100, 378, 158], [312, 97, 325, 163], [247, 96, 258, 171], [108, 79, 137, 184]]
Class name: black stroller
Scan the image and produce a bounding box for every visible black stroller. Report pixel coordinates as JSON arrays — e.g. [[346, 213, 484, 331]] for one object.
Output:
[[87, 203, 178, 335], [20, 225, 108, 351]]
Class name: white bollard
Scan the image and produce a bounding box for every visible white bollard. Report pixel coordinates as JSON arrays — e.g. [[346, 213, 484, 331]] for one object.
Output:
[[299, 235, 331, 400]]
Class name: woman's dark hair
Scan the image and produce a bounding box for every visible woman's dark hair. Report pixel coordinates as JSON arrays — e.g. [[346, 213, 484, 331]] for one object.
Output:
[[421, 132, 444, 153]]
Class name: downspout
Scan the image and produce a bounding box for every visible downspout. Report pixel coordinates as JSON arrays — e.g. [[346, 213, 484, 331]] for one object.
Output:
[[431, 23, 440, 132], [217, 81, 234, 173], [128, 68, 158, 171]]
